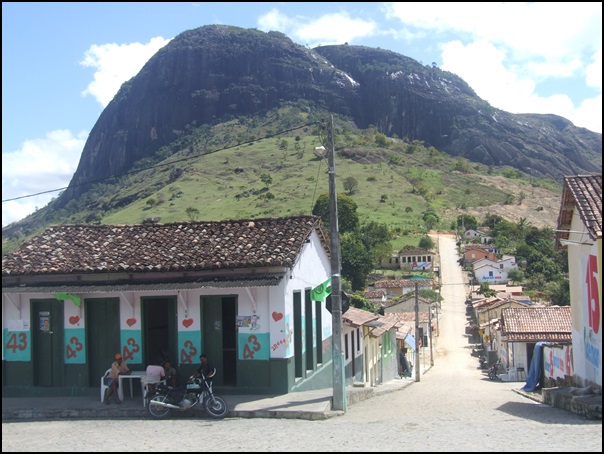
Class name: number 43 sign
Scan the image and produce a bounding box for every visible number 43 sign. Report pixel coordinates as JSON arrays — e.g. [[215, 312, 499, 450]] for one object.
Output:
[[238, 333, 269, 360]]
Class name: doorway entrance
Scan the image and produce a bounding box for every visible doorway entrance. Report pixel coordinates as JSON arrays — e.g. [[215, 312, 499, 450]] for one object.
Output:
[[202, 295, 237, 386], [86, 297, 120, 386], [31, 299, 64, 386], [142, 296, 177, 366]]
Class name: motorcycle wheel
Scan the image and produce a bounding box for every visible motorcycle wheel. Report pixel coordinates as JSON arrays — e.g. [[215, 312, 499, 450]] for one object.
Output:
[[148, 395, 173, 419], [488, 369, 497, 380], [203, 395, 228, 419]]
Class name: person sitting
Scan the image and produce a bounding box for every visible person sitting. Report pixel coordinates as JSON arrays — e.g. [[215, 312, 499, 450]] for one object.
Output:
[[104, 353, 131, 404], [163, 360, 178, 387], [191, 353, 215, 380], [144, 359, 166, 395]]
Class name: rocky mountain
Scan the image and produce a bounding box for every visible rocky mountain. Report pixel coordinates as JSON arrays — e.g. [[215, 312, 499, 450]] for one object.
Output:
[[60, 24, 601, 207]]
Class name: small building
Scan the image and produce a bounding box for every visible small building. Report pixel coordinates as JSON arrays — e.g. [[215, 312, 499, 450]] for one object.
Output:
[[463, 244, 499, 264], [381, 248, 434, 271], [498, 306, 572, 382], [2, 215, 335, 397]]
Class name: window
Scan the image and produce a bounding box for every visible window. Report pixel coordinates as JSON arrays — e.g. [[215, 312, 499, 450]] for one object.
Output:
[[344, 333, 349, 360]]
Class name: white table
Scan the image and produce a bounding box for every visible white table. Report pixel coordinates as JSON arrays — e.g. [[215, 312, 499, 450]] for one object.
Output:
[[118, 371, 146, 401]]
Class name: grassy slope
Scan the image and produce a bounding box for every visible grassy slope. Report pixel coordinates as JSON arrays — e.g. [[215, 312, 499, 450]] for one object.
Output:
[[2, 109, 563, 255]]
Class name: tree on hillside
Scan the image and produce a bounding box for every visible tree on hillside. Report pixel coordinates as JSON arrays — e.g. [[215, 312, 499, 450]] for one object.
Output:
[[341, 232, 374, 291], [343, 177, 359, 195], [260, 173, 273, 189], [185, 207, 200, 221], [419, 235, 434, 250], [422, 209, 440, 230], [312, 193, 359, 233], [455, 214, 478, 232]]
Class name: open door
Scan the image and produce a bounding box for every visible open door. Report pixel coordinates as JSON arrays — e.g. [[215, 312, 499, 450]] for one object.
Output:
[[142, 296, 177, 366], [202, 295, 237, 386]]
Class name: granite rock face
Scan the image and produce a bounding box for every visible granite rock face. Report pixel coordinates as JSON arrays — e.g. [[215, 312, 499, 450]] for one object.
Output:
[[62, 25, 601, 204]]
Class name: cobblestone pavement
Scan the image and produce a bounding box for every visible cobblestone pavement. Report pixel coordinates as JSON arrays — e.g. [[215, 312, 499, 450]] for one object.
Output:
[[2, 235, 601, 452]]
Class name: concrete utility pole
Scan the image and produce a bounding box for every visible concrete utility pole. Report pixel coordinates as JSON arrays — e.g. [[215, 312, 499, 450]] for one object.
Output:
[[327, 114, 346, 412], [428, 304, 434, 367], [414, 282, 420, 382]]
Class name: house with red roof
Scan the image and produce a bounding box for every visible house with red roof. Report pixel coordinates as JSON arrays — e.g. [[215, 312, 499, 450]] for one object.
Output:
[[2, 215, 335, 397]]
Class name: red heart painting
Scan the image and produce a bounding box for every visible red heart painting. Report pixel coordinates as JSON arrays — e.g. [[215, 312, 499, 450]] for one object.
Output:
[[182, 318, 193, 328], [272, 311, 284, 322], [69, 315, 80, 325], [126, 318, 137, 327]]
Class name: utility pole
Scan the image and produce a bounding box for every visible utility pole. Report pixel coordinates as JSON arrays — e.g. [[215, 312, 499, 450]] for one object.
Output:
[[414, 282, 420, 382], [327, 113, 346, 412], [428, 304, 434, 366]]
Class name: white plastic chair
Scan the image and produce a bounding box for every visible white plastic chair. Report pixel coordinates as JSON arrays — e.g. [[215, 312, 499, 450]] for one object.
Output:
[[140, 375, 163, 407], [100, 368, 111, 403]]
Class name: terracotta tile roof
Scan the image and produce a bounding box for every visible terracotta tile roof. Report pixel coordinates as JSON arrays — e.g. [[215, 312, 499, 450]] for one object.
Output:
[[374, 279, 432, 289], [383, 294, 433, 309], [369, 314, 400, 337], [472, 296, 500, 309], [383, 313, 414, 340], [501, 306, 572, 343], [2, 215, 328, 277], [476, 298, 527, 313], [399, 247, 433, 255], [382, 311, 429, 323], [556, 174, 602, 243], [342, 307, 379, 327], [365, 289, 386, 299]]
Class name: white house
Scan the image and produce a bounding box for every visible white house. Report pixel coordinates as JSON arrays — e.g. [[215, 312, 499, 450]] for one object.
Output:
[[2, 215, 335, 397], [474, 262, 509, 284], [555, 174, 602, 390]]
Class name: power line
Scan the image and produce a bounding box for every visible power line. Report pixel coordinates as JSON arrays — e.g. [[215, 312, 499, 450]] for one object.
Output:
[[2, 122, 316, 204]]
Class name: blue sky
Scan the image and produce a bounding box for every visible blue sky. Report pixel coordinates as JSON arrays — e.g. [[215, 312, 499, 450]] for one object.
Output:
[[2, 2, 602, 227]]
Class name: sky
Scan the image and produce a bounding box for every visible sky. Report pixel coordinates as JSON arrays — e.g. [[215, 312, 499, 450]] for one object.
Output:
[[2, 2, 602, 227]]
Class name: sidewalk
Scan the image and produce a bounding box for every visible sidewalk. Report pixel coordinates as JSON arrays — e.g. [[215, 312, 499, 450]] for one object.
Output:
[[2, 377, 415, 422]]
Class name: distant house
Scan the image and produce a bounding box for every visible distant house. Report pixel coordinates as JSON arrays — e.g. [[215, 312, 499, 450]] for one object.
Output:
[[463, 244, 499, 264], [382, 293, 434, 314], [342, 308, 399, 387], [499, 306, 572, 383], [381, 248, 434, 271], [475, 297, 529, 352], [555, 174, 602, 390], [373, 279, 418, 299], [365, 289, 387, 307], [463, 228, 493, 244], [474, 262, 508, 284], [2, 215, 334, 397]]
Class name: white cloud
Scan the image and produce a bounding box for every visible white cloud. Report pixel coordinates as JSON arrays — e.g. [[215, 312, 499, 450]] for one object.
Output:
[[3, 37, 172, 227], [386, 2, 602, 133], [2, 130, 87, 227], [80, 36, 171, 107], [258, 9, 377, 48]]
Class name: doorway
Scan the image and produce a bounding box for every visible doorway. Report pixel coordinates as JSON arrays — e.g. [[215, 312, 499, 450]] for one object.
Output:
[[202, 295, 237, 386], [142, 297, 177, 366], [86, 297, 121, 386], [31, 299, 64, 386]]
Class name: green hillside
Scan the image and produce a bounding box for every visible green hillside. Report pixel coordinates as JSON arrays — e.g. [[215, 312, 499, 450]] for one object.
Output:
[[2, 105, 563, 255]]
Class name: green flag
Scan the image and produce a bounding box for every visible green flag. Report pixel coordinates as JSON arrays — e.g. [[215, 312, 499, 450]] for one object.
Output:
[[311, 278, 331, 302], [53, 293, 81, 307]]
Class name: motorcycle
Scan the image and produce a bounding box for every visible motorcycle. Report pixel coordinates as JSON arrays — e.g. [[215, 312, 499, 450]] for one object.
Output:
[[146, 368, 228, 419], [487, 360, 503, 381]]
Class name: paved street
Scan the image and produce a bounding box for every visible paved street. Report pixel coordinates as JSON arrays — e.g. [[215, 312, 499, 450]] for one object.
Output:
[[2, 234, 601, 452]]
